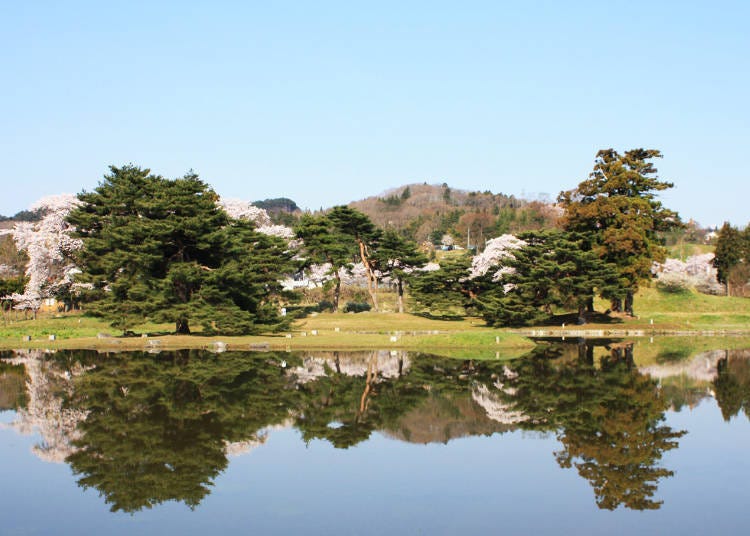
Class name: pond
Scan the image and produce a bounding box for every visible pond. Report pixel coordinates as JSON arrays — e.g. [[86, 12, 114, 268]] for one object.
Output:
[[1, 341, 749, 535]]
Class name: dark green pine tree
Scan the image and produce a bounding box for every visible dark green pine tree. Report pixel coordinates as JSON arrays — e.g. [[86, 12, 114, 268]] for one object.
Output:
[[69, 165, 171, 331], [68, 165, 293, 335], [407, 253, 482, 318], [327, 206, 382, 310], [713, 222, 745, 287], [295, 213, 354, 312], [478, 232, 559, 327], [479, 231, 623, 327], [372, 229, 428, 313]]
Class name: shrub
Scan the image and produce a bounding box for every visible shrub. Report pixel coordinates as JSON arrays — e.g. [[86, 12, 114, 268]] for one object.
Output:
[[655, 272, 692, 294], [343, 302, 371, 313]]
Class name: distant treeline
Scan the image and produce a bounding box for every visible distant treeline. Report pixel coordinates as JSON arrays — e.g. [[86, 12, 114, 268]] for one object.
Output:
[[0, 209, 43, 223]]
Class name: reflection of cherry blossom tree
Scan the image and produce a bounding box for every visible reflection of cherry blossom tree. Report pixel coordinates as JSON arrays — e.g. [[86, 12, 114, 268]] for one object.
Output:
[[5, 195, 83, 317]]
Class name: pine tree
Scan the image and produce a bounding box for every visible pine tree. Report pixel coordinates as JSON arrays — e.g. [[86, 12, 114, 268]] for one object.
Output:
[[372, 229, 428, 313], [327, 206, 382, 310], [713, 222, 744, 286], [68, 165, 293, 334], [479, 231, 622, 327], [294, 213, 353, 312], [558, 149, 681, 315], [408, 253, 481, 318]]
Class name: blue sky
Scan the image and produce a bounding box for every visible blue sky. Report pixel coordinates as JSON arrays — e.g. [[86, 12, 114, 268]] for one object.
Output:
[[2, 0, 748, 227]]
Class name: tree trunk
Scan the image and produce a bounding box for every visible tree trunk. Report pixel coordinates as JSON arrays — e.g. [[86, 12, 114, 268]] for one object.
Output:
[[610, 297, 622, 312], [175, 317, 191, 334], [397, 278, 404, 314], [358, 240, 379, 311], [586, 296, 594, 313], [577, 339, 591, 363], [332, 272, 341, 313], [624, 291, 634, 316]]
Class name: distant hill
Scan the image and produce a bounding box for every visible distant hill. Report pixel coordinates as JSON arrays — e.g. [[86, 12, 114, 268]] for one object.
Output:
[[349, 183, 561, 247]]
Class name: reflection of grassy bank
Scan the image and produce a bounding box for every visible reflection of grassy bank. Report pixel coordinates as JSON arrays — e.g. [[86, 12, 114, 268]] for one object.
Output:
[[632, 336, 750, 366]]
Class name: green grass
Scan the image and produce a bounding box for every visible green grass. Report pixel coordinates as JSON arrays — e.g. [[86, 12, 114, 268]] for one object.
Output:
[[622, 287, 750, 331], [0, 310, 534, 357], [3, 286, 750, 354], [666, 242, 714, 259]]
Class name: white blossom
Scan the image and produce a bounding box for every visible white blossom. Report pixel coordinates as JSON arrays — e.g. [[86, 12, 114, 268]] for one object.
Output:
[[219, 198, 272, 225], [7, 194, 82, 307], [652, 253, 724, 295], [470, 234, 526, 281], [256, 224, 295, 239], [219, 198, 295, 240]]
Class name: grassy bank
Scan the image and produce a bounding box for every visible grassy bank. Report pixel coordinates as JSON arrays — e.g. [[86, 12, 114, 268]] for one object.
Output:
[[2, 286, 749, 356], [512, 287, 750, 337], [0, 311, 534, 359]]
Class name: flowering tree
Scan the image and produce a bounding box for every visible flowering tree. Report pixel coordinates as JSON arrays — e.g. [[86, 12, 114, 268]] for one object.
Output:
[[219, 198, 295, 240], [470, 234, 526, 281], [219, 198, 272, 225], [653, 253, 724, 295], [5, 194, 82, 317]]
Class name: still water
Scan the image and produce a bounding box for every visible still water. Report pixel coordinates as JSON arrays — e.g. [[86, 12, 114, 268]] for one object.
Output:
[[1, 342, 749, 535]]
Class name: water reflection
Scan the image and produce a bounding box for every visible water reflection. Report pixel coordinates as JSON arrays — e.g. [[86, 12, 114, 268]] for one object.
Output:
[[2, 343, 749, 514]]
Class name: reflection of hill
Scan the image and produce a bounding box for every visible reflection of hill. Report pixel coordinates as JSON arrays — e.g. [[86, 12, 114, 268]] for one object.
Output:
[[383, 392, 516, 444]]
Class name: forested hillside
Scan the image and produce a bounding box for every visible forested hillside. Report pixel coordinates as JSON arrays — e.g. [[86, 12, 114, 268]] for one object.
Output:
[[349, 183, 561, 247]]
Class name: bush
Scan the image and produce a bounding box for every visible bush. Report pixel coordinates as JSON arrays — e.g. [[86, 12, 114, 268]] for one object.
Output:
[[655, 274, 691, 294], [343, 302, 371, 313]]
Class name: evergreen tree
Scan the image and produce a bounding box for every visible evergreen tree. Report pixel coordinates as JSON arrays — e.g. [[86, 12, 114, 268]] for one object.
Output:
[[479, 231, 622, 327], [372, 230, 428, 313], [558, 149, 681, 315], [327, 206, 382, 310], [294, 213, 353, 312], [713, 222, 746, 287], [68, 165, 293, 334], [408, 253, 481, 318]]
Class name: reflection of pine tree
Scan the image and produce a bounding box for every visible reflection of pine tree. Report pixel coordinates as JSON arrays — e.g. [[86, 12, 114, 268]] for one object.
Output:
[[504, 343, 685, 510], [714, 352, 750, 421], [293, 352, 427, 448], [64, 350, 301, 513]]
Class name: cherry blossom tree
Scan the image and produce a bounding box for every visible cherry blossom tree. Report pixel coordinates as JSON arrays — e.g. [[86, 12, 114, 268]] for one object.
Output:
[[219, 198, 295, 239], [5, 194, 82, 317], [470, 234, 526, 281]]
